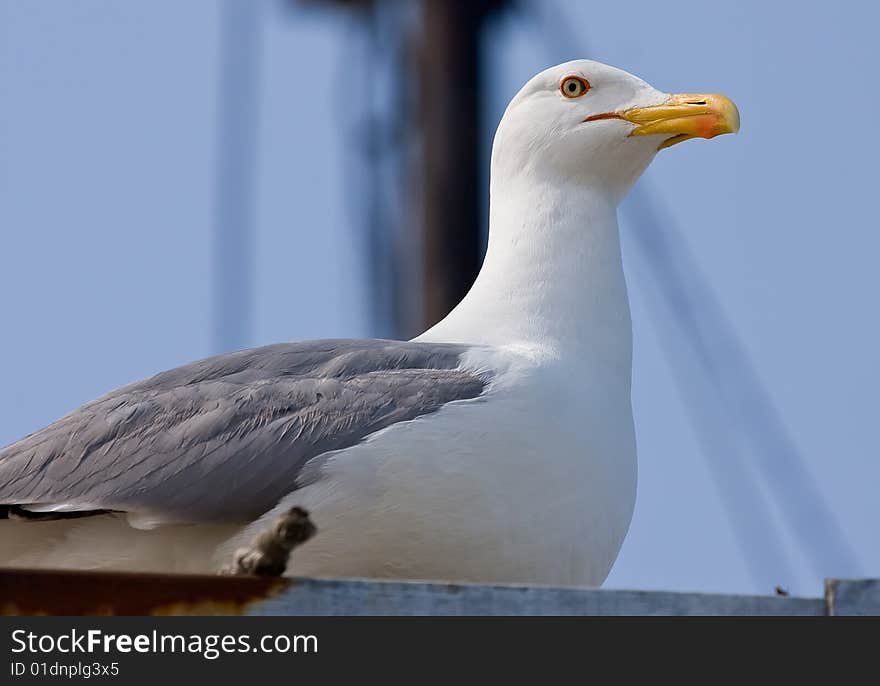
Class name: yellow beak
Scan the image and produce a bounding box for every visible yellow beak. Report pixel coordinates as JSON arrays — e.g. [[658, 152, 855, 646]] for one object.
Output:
[[618, 93, 740, 150]]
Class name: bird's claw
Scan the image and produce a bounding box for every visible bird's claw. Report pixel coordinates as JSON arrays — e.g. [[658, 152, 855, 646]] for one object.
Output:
[[221, 506, 317, 577]]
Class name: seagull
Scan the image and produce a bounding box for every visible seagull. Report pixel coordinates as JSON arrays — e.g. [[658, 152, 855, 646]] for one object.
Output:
[[0, 60, 738, 586]]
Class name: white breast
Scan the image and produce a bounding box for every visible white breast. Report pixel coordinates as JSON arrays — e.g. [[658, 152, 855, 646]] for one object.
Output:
[[225, 343, 637, 587]]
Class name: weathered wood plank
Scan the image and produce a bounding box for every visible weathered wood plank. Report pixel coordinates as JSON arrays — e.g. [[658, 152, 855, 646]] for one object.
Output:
[[825, 578, 880, 616]]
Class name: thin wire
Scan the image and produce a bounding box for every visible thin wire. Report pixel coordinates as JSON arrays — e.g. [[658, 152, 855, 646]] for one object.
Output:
[[212, 0, 264, 353], [631, 242, 798, 589], [627, 188, 862, 577], [326, 3, 396, 337]]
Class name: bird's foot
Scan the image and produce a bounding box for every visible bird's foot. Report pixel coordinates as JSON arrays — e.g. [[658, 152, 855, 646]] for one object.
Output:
[[221, 506, 317, 577]]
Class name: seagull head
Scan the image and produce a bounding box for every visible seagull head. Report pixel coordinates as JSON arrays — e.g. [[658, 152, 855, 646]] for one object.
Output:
[[492, 59, 740, 201]]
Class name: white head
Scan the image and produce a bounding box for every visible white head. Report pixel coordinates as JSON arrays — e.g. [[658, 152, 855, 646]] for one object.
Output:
[[492, 59, 739, 202], [421, 60, 739, 348]]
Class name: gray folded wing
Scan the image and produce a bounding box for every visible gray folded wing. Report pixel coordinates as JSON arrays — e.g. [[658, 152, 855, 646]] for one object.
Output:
[[0, 339, 488, 522]]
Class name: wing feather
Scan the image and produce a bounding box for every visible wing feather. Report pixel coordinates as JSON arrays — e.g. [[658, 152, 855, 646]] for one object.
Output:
[[0, 339, 488, 522]]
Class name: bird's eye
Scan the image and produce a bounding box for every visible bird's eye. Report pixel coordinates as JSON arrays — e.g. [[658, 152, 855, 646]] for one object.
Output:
[[560, 76, 590, 98]]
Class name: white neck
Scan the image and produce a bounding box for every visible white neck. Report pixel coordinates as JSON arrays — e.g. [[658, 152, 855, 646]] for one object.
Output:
[[417, 171, 632, 373]]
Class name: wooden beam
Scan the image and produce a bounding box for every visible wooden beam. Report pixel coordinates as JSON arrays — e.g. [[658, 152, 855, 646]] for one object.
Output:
[[416, 1, 509, 332]]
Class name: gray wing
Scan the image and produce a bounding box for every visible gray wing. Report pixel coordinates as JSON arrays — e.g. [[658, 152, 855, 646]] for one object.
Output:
[[0, 339, 488, 523]]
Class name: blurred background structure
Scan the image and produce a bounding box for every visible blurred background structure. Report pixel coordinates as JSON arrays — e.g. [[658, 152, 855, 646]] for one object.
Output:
[[1, 0, 877, 596]]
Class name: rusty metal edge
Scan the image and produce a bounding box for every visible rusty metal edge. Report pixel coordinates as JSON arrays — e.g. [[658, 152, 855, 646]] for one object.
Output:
[[0, 568, 290, 616]]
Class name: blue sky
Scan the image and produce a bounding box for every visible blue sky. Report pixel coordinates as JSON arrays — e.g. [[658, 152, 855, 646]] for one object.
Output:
[[1, 0, 877, 596]]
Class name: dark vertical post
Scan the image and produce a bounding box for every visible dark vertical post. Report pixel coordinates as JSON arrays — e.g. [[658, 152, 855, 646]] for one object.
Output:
[[301, 0, 509, 336], [212, 0, 262, 353], [417, 1, 505, 331]]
